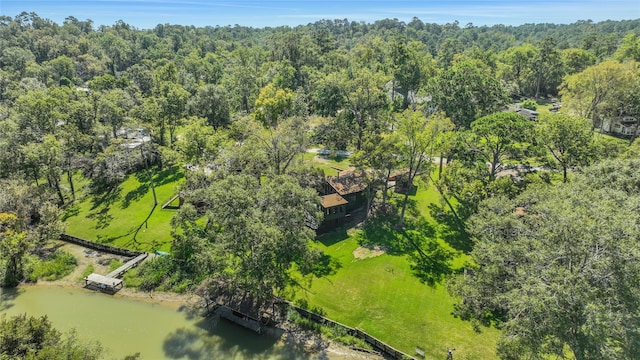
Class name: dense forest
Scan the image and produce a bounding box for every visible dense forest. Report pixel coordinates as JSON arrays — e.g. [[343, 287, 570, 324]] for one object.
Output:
[[1, 11, 640, 360]]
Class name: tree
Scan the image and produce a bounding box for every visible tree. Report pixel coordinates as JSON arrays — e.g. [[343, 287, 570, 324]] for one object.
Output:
[[561, 48, 596, 75], [389, 39, 432, 110], [537, 113, 595, 182], [498, 44, 538, 98], [248, 116, 309, 176], [177, 117, 226, 165], [253, 83, 295, 128], [97, 88, 134, 139], [352, 133, 401, 212], [188, 84, 230, 129], [450, 162, 640, 359], [0, 212, 29, 286], [469, 112, 533, 180], [0, 314, 104, 359], [428, 59, 508, 129], [533, 36, 562, 99], [560, 60, 633, 130], [613, 33, 640, 62], [394, 110, 454, 228], [340, 66, 388, 150], [175, 174, 321, 301], [157, 82, 189, 147]]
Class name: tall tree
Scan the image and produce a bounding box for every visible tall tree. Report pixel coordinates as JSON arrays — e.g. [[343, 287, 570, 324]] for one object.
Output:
[[188, 84, 230, 129], [157, 82, 189, 147], [175, 174, 321, 301], [537, 113, 595, 182], [340, 67, 388, 150], [533, 36, 561, 99], [248, 116, 309, 176], [560, 60, 632, 130], [394, 110, 453, 228], [428, 59, 508, 129], [469, 112, 533, 180]]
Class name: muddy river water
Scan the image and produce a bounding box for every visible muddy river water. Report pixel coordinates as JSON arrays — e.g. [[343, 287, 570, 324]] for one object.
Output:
[[0, 285, 315, 360]]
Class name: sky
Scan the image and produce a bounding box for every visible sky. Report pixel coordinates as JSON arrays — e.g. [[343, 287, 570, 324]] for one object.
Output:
[[1, 0, 639, 29]]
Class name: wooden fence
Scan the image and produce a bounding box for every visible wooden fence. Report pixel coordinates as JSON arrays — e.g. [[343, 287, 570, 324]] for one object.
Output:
[[284, 301, 415, 360], [60, 233, 144, 258]]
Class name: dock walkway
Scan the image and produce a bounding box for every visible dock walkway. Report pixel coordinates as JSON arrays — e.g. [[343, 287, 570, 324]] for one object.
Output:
[[106, 253, 148, 278], [83, 252, 148, 293]]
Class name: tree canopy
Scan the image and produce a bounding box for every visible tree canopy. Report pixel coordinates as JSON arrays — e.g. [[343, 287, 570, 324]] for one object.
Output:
[[450, 159, 640, 360]]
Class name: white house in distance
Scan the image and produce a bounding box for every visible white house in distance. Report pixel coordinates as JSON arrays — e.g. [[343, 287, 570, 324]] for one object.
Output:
[[602, 116, 640, 138]]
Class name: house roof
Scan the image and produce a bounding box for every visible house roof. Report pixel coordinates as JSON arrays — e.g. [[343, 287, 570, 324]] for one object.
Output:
[[326, 170, 369, 195], [321, 193, 348, 208]]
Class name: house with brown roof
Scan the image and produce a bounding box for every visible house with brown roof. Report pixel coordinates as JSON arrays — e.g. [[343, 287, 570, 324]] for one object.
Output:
[[317, 170, 371, 231], [324, 170, 370, 212], [320, 193, 348, 228]]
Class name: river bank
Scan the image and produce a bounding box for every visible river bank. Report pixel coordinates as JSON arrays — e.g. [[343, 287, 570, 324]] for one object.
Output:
[[22, 241, 384, 360]]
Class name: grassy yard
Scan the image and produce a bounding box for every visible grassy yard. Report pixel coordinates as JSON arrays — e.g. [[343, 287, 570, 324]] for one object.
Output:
[[61, 166, 184, 252], [294, 184, 500, 360], [61, 156, 500, 358], [302, 152, 352, 176]]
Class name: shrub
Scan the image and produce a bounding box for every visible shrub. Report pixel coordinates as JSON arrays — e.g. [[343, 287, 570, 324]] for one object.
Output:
[[29, 250, 77, 281], [108, 259, 123, 271], [521, 99, 537, 111]]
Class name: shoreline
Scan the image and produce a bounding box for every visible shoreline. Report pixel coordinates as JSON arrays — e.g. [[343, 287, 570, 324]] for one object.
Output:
[[25, 242, 384, 360]]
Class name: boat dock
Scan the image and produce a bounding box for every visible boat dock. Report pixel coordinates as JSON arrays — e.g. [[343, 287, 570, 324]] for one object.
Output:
[[106, 253, 148, 278], [84, 253, 148, 293]]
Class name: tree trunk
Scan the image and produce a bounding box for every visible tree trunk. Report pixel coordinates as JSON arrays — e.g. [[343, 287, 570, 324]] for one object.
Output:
[[629, 121, 639, 146], [563, 166, 568, 183], [438, 152, 444, 179], [52, 177, 65, 205], [140, 146, 158, 206], [382, 168, 391, 210], [396, 192, 409, 229], [67, 169, 75, 201]]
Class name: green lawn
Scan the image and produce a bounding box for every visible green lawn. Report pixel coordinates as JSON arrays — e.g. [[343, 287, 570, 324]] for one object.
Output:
[[302, 152, 352, 176], [295, 185, 500, 360], [61, 158, 500, 359], [61, 166, 184, 252]]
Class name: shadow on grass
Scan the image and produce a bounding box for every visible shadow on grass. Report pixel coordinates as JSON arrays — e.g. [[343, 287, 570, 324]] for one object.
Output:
[[309, 253, 342, 278], [60, 203, 80, 221], [403, 229, 454, 287], [90, 186, 122, 211], [123, 166, 183, 209], [121, 183, 149, 209], [316, 228, 349, 247], [355, 215, 413, 255], [87, 207, 114, 230], [427, 203, 472, 253]]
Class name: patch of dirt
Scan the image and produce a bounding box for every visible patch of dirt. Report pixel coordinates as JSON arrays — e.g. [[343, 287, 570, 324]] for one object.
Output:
[[352, 245, 386, 260], [39, 241, 129, 287]]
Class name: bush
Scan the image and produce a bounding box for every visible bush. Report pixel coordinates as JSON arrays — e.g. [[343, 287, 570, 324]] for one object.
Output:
[[29, 250, 77, 281], [108, 259, 123, 271], [521, 99, 537, 111]]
